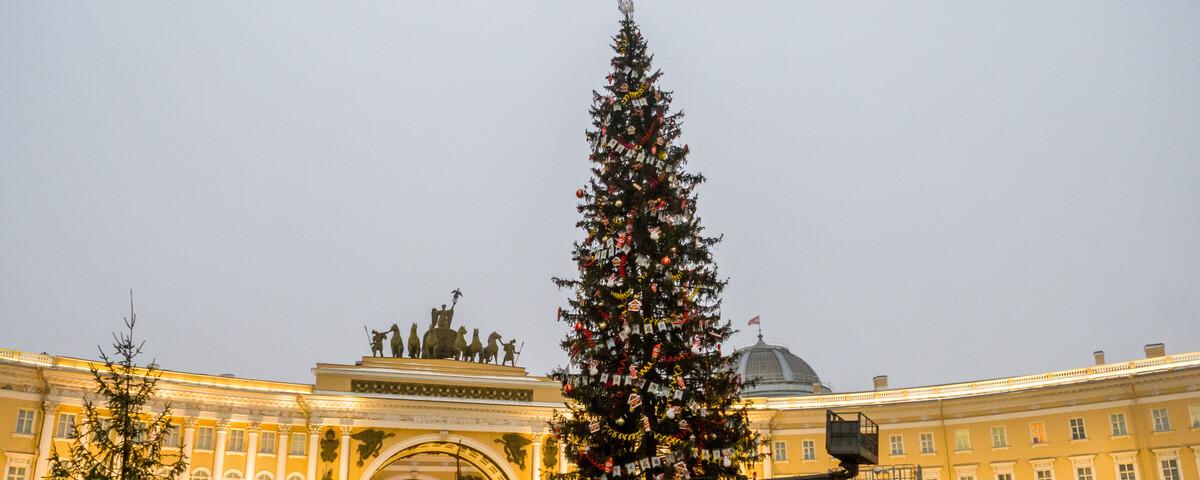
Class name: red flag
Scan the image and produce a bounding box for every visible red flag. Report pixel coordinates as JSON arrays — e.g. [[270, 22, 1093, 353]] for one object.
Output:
[[747, 315, 760, 326]]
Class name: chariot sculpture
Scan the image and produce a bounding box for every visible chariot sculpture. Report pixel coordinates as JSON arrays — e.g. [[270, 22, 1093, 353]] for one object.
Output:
[[364, 288, 521, 366]]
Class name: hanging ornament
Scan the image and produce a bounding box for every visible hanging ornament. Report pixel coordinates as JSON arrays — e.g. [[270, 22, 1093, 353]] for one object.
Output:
[[576, 188, 586, 199], [615, 416, 626, 426], [626, 125, 636, 135], [589, 418, 601, 433], [628, 299, 642, 312], [615, 199, 624, 208], [642, 416, 652, 431], [649, 227, 661, 240], [564, 383, 573, 394], [723, 457, 732, 468], [628, 392, 643, 410], [661, 256, 672, 266]]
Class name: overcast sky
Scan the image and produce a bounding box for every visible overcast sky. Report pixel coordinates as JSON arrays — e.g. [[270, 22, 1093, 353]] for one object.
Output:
[[2, 1, 1198, 391]]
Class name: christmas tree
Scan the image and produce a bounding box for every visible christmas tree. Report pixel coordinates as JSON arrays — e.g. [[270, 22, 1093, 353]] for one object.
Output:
[[48, 294, 189, 480], [549, 6, 757, 480]]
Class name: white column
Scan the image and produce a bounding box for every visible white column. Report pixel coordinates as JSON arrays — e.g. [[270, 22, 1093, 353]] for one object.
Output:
[[337, 427, 352, 480], [557, 441, 566, 474], [306, 426, 320, 480], [213, 421, 230, 480], [245, 424, 261, 480], [33, 401, 59, 480], [178, 418, 198, 480], [531, 434, 543, 480], [275, 427, 290, 480], [760, 434, 773, 480]]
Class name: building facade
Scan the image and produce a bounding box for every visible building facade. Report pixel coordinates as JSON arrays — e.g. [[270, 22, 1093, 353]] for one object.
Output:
[[2, 344, 1198, 480]]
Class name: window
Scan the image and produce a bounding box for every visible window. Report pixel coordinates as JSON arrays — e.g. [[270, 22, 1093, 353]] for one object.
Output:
[[991, 426, 1008, 448], [1035, 468, 1054, 480], [801, 439, 815, 461], [919, 433, 935, 453], [134, 421, 148, 442], [1069, 418, 1086, 440], [56, 413, 77, 438], [191, 470, 211, 480], [1151, 409, 1171, 432], [228, 429, 246, 452], [1075, 466, 1094, 480], [1030, 421, 1047, 444], [1110, 413, 1128, 436], [1159, 459, 1180, 480], [259, 431, 276, 454], [954, 429, 971, 451], [256, 473, 272, 480], [15, 409, 36, 435], [225, 472, 243, 480], [889, 435, 904, 456], [772, 441, 788, 462], [997, 474, 1012, 480], [164, 424, 180, 448], [1188, 404, 1199, 429], [955, 466, 977, 480], [289, 433, 306, 456], [196, 427, 214, 450], [287, 475, 304, 480], [1117, 464, 1136, 480], [6, 466, 28, 480]]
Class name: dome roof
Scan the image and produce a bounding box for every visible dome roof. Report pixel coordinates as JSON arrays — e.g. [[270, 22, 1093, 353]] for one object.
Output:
[[735, 335, 829, 397]]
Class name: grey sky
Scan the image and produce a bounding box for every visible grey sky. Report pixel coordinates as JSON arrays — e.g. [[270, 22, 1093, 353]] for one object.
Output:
[[2, 1, 1198, 391]]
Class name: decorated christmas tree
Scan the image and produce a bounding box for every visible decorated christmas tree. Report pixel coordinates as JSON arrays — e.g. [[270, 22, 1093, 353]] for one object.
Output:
[[549, 4, 758, 480]]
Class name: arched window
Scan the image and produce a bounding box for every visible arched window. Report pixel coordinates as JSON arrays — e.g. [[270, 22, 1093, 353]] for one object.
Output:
[[225, 471, 243, 480], [255, 472, 273, 480], [191, 469, 211, 480], [286, 473, 304, 480]]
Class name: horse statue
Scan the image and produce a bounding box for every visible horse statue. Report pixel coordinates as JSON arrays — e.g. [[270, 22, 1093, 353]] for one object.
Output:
[[467, 329, 482, 362], [454, 326, 468, 360], [407, 323, 421, 359], [481, 332, 502, 364], [388, 324, 403, 358]]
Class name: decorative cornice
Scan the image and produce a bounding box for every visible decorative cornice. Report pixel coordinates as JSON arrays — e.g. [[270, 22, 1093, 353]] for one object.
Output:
[[349, 379, 533, 402]]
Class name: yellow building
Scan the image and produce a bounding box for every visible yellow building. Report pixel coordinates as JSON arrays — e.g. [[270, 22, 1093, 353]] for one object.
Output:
[[2, 342, 1198, 480]]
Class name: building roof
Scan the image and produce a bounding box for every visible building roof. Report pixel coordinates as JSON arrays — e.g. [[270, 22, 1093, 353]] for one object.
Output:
[[734, 335, 829, 397]]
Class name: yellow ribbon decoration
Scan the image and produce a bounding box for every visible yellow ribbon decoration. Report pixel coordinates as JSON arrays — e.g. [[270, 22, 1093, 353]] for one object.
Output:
[[611, 289, 633, 301]]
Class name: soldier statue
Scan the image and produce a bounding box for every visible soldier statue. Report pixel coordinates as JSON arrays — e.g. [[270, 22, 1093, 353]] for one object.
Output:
[[501, 339, 519, 367], [369, 329, 387, 357]]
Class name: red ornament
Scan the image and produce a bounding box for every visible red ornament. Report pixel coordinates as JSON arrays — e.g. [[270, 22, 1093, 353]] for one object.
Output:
[[576, 189, 585, 198], [661, 256, 671, 266], [564, 383, 573, 394]]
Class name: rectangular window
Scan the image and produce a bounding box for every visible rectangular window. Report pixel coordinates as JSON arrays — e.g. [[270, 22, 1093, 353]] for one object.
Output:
[[959, 474, 975, 480], [6, 466, 28, 480], [1159, 459, 1180, 480], [991, 426, 1008, 448], [15, 409, 36, 435], [802, 439, 815, 461], [1188, 404, 1200, 429], [1030, 421, 1047, 444], [1069, 418, 1086, 440], [289, 433, 306, 456], [1117, 464, 1136, 480], [1035, 469, 1053, 480], [954, 429, 971, 451], [196, 427, 214, 450], [889, 435, 904, 456], [55, 413, 77, 438], [1075, 466, 1094, 480], [163, 424, 180, 448], [134, 421, 148, 442], [259, 431, 276, 454], [1151, 409, 1171, 432], [1110, 413, 1128, 436], [919, 432, 935, 453], [997, 474, 1013, 480], [228, 429, 246, 452], [772, 441, 788, 462]]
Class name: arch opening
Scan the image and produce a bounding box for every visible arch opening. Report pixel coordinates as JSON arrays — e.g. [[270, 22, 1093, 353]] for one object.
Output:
[[364, 440, 512, 480]]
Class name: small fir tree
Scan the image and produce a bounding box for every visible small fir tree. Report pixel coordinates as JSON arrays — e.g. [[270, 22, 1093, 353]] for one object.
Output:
[[548, 11, 757, 480], [48, 293, 188, 480]]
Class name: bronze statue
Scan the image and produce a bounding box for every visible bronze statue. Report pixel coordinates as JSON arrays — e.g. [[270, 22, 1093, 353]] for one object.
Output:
[[369, 330, 387, 357], [454, 326, 468, 360], [319, 428, 339, 463], [481, 332, 502, 364], [350, 429, 396, 467], [501, 339, 519, 367], [388, 324, 402, 358], [467, 328, 482, 362], [494, 433, 531, 470], [407, 323, 421, 359]]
